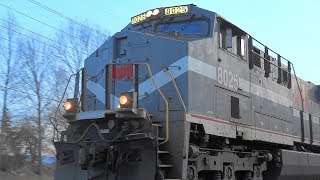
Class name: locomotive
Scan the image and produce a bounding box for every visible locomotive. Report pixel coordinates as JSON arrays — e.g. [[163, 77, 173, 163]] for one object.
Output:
[[54, 4, 320, 180]]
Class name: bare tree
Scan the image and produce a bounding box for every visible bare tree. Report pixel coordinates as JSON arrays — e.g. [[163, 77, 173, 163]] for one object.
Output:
[[51, 21, 107, 75], [0, 17, 109, 173], [18, 38, 53, 175], [17, 116, 38, 165], [49, 21, 108, 137], [0, 12, 18, 171]]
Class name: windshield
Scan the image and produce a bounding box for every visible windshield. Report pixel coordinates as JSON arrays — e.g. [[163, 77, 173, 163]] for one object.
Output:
[[156, 20, 209, 37]]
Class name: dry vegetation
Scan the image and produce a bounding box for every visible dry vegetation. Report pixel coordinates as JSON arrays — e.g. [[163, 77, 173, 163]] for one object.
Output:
[[0, 11, 108, 177]]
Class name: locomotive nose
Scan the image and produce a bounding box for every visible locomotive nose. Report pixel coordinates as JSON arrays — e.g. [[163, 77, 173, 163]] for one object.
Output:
[[109, 30, 188, 105]]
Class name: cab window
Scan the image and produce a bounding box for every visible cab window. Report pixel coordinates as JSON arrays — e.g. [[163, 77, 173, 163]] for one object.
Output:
[[219, 20, 246, 58], [156, 20, 209, 37]]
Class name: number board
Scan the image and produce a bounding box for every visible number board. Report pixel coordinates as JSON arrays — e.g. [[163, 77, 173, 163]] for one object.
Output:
[[131, 12, 147, 25], [164, 5, 189, 16]]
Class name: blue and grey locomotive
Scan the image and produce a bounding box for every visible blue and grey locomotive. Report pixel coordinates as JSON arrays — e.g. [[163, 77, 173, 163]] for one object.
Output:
[[54, 4, 320, 180]]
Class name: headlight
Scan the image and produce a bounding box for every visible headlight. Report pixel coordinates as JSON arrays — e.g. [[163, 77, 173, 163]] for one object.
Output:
[[62, 98, 78, 120], [64, 101, 73, 111], [119, 95, 130, 106], [63, 98, 78, 113], [146, 10, 153, 17], [118, 92, 137, 109], [152, 9, 160, 15]]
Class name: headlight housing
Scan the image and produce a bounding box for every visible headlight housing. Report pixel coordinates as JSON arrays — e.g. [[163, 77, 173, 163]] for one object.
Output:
[[119, 95, 130, 106], [63, 98, 78, 120], [64, 101, 73, 111], [118, 92, 137, 109]]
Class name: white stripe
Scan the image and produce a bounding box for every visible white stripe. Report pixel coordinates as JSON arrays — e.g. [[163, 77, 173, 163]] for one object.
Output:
[[312, 115, 320, 124], [112, 94, 119, 109], [293, 108, 300, 118], [188, 57, 216, 80], [137, 57, 188, 100], [250, 82, 292, 107], [87, 81, 105, 104], [87, 56, 293, 108], [239, 78, 250, 92], [135, 56, 292, 107], [86, 82, 118, 108], [136, 56, 217, 100]]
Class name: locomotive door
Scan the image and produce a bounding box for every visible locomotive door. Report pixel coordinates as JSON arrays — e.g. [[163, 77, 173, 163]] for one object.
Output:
[[108, 35, 135, 109], [215, 86, 252, 139]]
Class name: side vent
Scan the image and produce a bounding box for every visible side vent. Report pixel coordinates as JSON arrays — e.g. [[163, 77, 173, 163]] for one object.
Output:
[[252, 48, 261, 68], [287, 61, 292, 89], [231, 96, 240, 119], [248, 36, 253, 70], [309, 114, 313, 144], [300, 110, 305, 142], [277, 54, 282, 84], [264, 46, 270, 78]]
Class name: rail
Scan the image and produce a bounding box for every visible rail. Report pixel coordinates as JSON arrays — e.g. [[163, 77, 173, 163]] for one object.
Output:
[[107, 62, 170, 145], [162, 67, 187, 148], [142, 63, 170, 145], [249, 36, 303, 112], [52, 68, 84, 141]]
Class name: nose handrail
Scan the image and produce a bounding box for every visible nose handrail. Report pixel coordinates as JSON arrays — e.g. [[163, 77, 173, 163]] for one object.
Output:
[[54, 63, 171, 145], [52, 68, 83, 141], [162, 67, 188, 151], [108, 62, 170, 145]]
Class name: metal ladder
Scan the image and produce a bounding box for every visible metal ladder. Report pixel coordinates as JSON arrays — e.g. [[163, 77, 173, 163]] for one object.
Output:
[[152, 123, 180, 180]]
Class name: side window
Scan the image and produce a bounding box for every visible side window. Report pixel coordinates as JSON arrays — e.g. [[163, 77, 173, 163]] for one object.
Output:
[[226, 28, 232, 48], [240, 38, 245, 56], [219, 22, 246, 59], [219, 26, 226, 49]]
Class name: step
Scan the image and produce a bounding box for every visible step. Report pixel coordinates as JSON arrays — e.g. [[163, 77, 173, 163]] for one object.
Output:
[[158, 150, 169, 154], [159, 164, 173, 168], [158, 137, 165, 141], [164, 179, 181, 180]]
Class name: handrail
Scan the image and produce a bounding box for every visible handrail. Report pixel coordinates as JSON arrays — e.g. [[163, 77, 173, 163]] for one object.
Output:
[[249, 36, 304, 112], [53, 68, 83, 141], [162, 67, 187, 148], [54, 62, 170, 144], [291, 64, 304, 112], [142, 63, 169, 145], [251, 36, 291, 63], [251, 50, 291, 74], [111, 62, 170, 145]]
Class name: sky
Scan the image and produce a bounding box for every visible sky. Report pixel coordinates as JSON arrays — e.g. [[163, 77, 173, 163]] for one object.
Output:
[[0, 0, 319, 84]]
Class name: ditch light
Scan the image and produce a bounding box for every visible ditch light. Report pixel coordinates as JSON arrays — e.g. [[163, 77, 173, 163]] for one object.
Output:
[[116, 91, 147, 119], [63, 98, 78, 120], [118, 92, 137, 109]]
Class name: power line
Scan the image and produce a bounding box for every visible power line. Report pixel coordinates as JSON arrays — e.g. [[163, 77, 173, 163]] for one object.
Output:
[[0, 25, 86, 80], [0, 85, 60, 103], [0, 44, 70, 82], [0, 19, 91, 57], [0, 25, 91, 63], [0, 36, 67, 66], [86, 1, 128, 23], [26, 0, 109, 38], [0, 3, 100, 48], [0, 40, 58, 66], [0, 24, 80, 63]]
